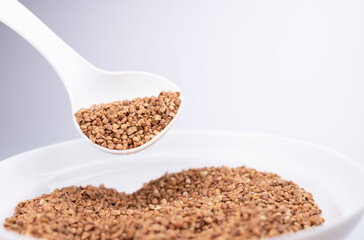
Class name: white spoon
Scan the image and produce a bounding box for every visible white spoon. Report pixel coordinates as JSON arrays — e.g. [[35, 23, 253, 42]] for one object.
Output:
[[0, 0, 184, 155]]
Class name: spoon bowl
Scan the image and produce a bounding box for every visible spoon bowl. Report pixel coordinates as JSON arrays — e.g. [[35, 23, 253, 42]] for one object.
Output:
[[71, 70, 184, 155], [0, 0, 184, 154]]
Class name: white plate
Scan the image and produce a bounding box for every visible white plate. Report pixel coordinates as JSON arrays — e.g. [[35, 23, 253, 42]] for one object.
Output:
[[0, 130, 364, 240]]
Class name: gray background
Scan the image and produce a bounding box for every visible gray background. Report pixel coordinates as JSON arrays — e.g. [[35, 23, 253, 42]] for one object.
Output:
[[0, 0, 363, 238]]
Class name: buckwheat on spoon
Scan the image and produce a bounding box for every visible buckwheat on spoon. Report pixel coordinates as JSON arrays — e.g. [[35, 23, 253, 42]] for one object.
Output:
[[74, 91, 181, 151]]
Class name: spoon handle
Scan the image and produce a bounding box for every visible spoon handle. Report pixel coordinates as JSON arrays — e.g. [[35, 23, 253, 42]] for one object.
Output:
[[0, 0, 93, 82]]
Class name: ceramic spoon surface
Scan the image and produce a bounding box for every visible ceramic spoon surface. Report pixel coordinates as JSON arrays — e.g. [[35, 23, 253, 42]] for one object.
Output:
[[0, 0, 184, 154]]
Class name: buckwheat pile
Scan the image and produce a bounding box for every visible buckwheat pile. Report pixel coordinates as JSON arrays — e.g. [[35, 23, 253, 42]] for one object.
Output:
[[74, 91, 181, 150], [4, 166, 324, 240]]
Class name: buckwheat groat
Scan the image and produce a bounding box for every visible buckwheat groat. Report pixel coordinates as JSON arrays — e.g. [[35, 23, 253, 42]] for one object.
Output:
[[74, 91, 181, 150], [4, 166, 324, 240]]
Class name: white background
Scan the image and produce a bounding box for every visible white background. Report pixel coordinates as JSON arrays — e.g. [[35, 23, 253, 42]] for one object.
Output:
[[0, 0, 363, 238]]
